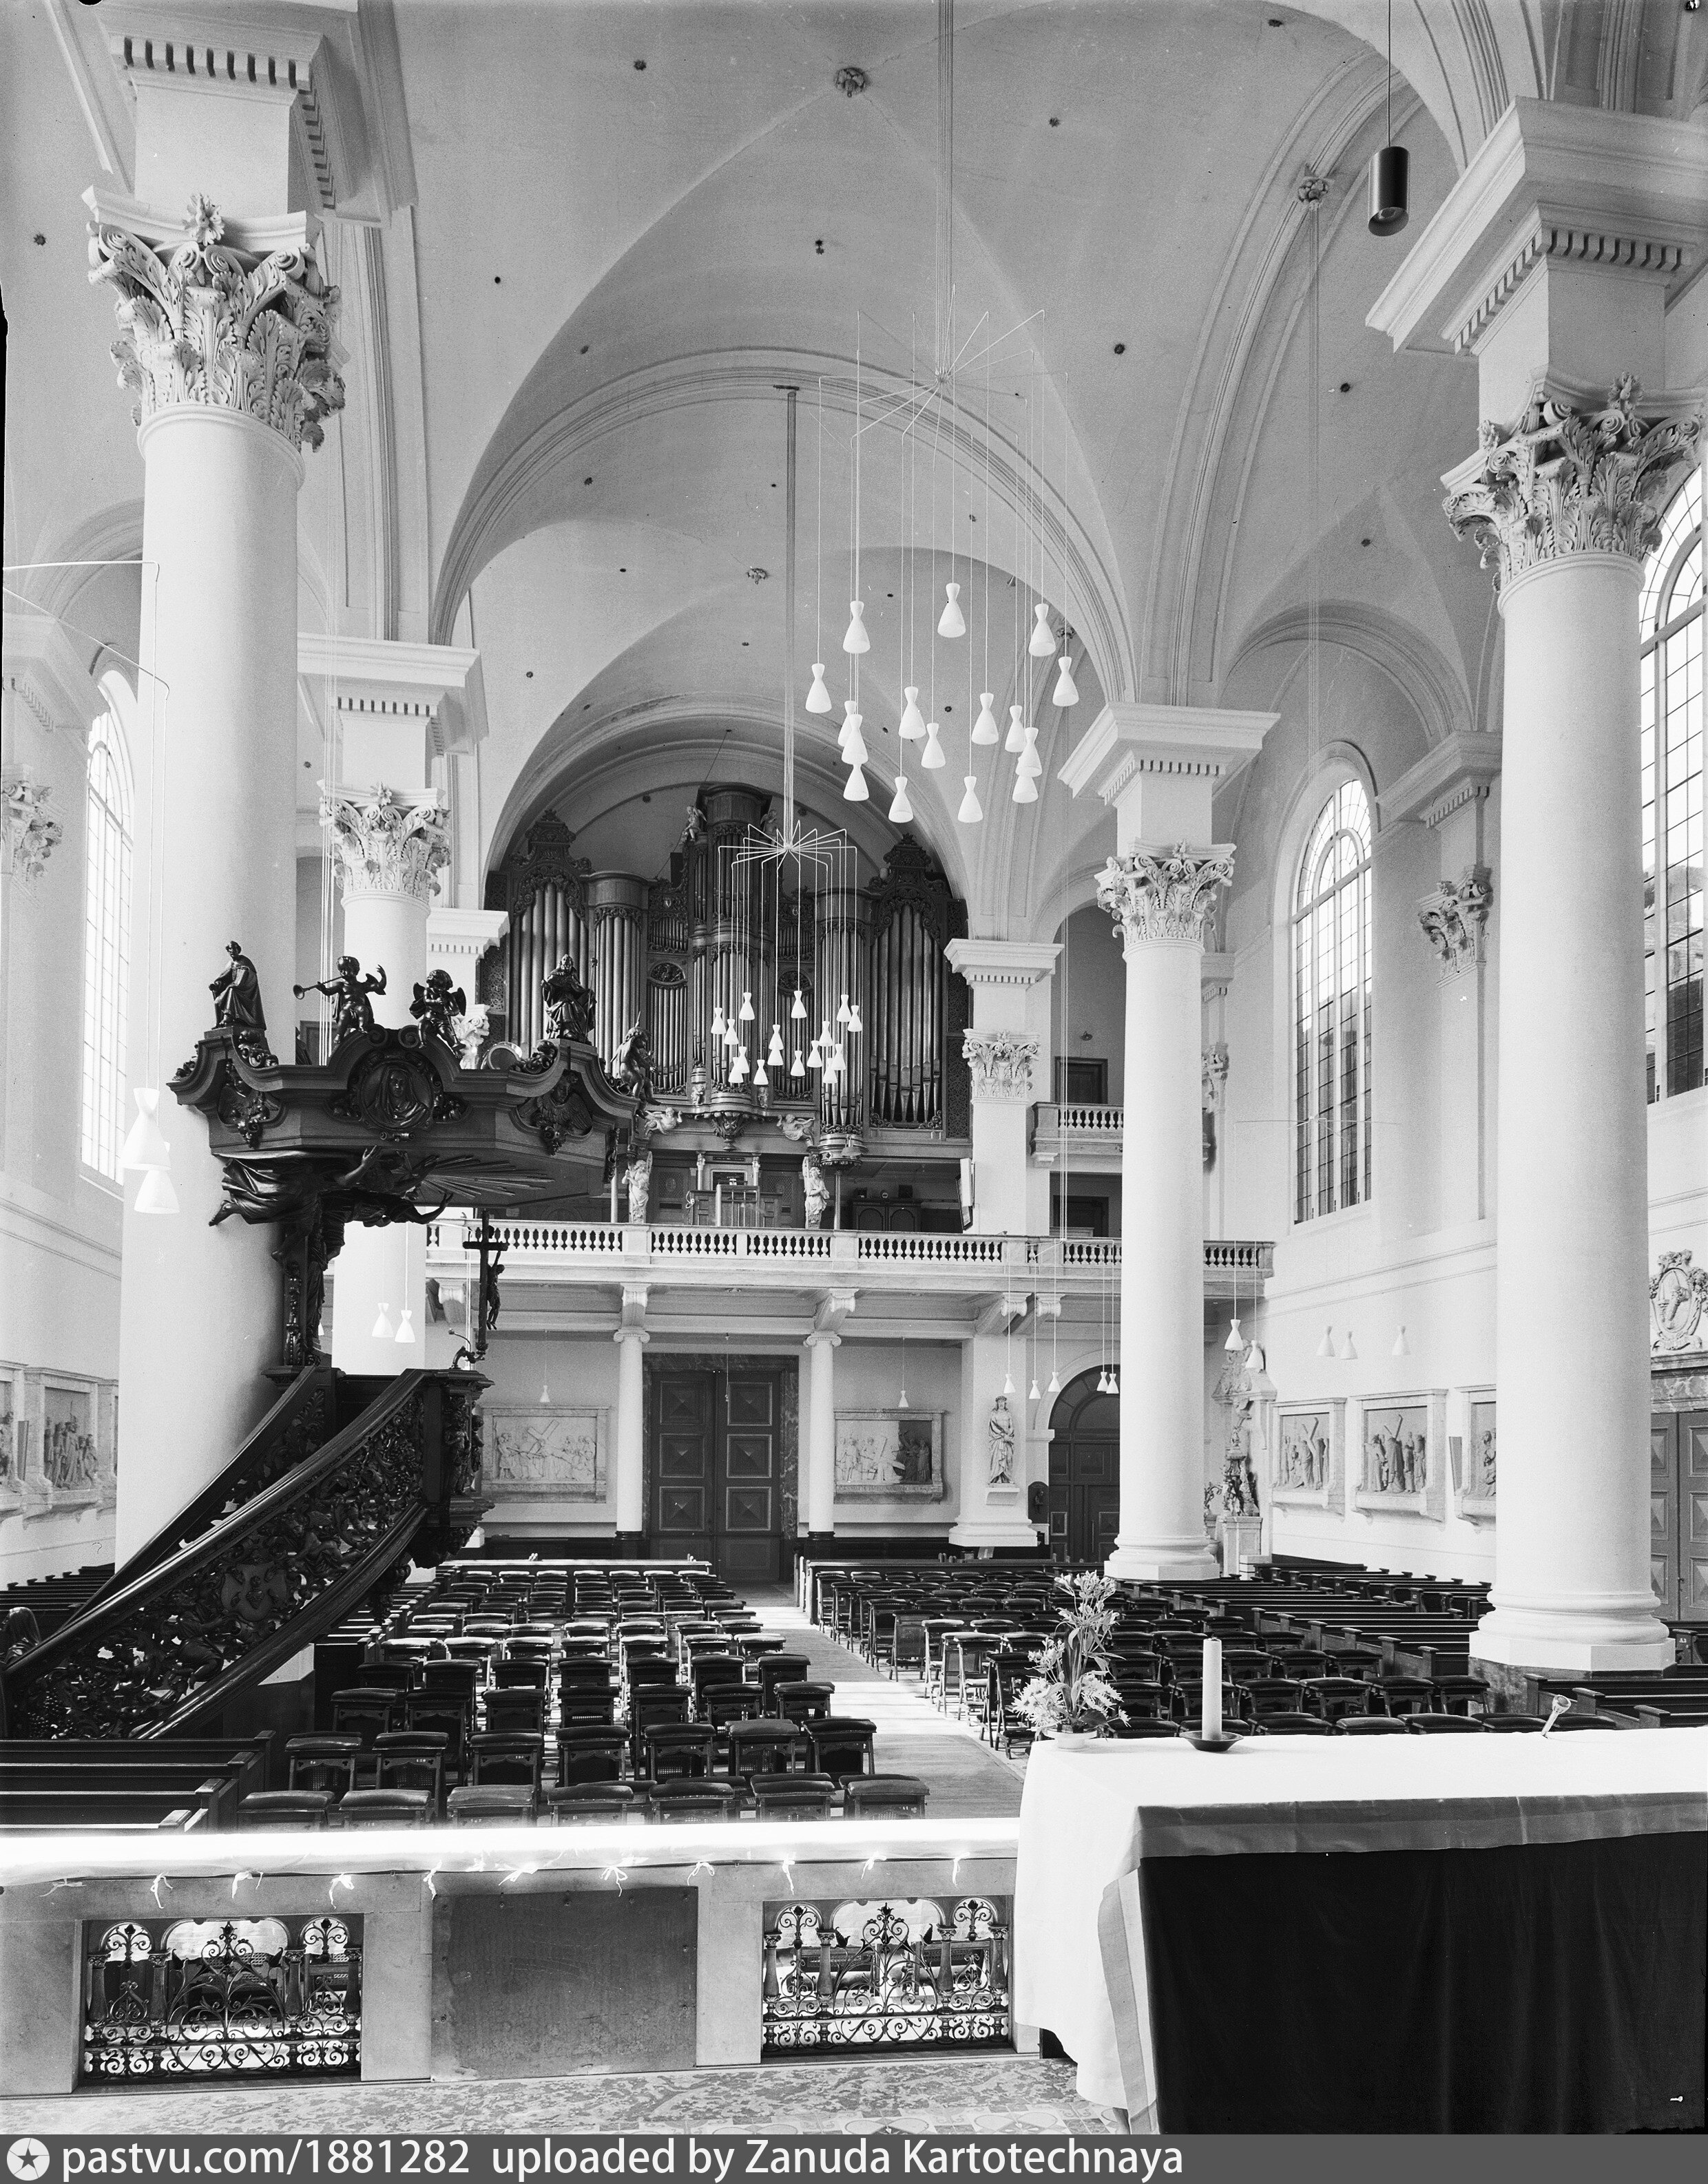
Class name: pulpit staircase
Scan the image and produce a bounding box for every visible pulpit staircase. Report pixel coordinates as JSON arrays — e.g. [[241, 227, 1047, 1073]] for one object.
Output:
[[0, 1366, 486, 1742]]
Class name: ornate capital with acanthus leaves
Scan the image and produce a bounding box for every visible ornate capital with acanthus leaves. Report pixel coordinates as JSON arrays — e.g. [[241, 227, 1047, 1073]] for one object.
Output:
[[320, 785, 450, 904], [88, 193, 344, 453], [1418, 866, 1492, 977], [1444, 378, 1700, 593], [1096, 843, 1234, 951], [3, 779, 62, 883], [961, 1029, 1039, 1102]]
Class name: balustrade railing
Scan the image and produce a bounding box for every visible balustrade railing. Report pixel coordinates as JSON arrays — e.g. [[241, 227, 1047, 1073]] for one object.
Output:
[[83, 1916, 361, 2083], [762, 1898, 1010, 2053]]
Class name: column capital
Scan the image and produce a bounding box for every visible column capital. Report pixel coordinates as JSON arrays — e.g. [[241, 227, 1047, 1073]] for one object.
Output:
[[85, 188, 344, 455], [961, 1029, 1039, 1102], [1444, 381, 1700, 596], [810, 1290, 857, 1341], [1096, 843, 1235, 951], [321, 784, 450, 905], [2, 779, 63, 884], [1417, 868, 1493, 978]]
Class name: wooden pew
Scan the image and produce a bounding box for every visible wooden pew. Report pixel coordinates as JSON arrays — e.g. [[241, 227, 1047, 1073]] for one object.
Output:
[[0, 1763, 242, 1829], [0, 1788, 211, 1831], [0, 1734, 274, 1799]]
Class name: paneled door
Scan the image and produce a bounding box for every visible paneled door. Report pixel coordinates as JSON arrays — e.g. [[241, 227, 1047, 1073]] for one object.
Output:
[[652, 1369, 782, 1584], [1048, 1369, 1122, 1566], [1651, 1410, 1708, 1624]]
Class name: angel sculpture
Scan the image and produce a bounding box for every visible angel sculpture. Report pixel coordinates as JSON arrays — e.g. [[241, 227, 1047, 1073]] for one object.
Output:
[[410, 968, 466, 1049], [295, 956, 386, 1046]]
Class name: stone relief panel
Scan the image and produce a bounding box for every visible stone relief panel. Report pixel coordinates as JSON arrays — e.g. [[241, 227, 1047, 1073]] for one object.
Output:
[[1651, 1250, 1708, 1356], [481, 1405, 607, 1502], [1272, 1400, 1345, 1514], [1353, 1392, 1448, 1522], [1452, 1394, 1497, 1521], [834, 1411, 945, 1502], [0, 1365, 118, 1520]]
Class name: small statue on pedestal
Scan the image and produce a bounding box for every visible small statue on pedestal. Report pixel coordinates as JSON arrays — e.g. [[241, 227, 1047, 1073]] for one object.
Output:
[[541, 954, 594, 1046], [625, 1149, 654, 1224], [211, 941, 273, 1064], [801, 1151, 830, 1230], [988, 1395, 1018, 1488], [295, 956, 387, 1047], [410, 968, 466, 1050]]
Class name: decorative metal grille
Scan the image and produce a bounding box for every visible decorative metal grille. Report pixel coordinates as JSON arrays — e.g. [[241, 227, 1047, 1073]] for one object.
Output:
[[762, 1897, 1009, 2053], [83, 1917, 361, 2083]]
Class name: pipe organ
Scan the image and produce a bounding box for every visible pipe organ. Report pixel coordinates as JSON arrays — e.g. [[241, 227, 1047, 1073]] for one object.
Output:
[[481, 797, 966, 1135]]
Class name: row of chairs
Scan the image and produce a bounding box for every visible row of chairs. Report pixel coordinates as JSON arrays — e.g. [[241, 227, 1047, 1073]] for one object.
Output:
[[238, 1770, 930, 1829]]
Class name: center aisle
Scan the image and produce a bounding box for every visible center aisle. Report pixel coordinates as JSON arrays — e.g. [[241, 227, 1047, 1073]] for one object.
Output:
[[752, 1591, 1025, 1818]]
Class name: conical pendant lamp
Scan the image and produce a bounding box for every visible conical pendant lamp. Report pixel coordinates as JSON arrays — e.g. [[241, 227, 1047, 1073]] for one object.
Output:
[[371, 1302, 395, 1341], [1052, 650, 1080, 706], [844, 762, 870, 801], [1029, 1376, 1041, 1403], [957, 775, 983, 824], [791, 988, 808, 1021], [888, 774, 915, 823], [938, 582, 966, 638], [722, 1017, 739, 1049], [921, 722, 946, 770], [767, 1025, 784, 1067], [1011, 768, 1038, 805], [842, 717, 869, 766], [753, 1062, 769, 1091], [1046, 1368, 1061, 1395], [1005, 704, 1028, 755], [836, 994, 851, 1025], [738, 991, 756, 1023], [847, 1000, 862, 1034], [806, 1042, 824, 1072], [1018, 726, 1042, 779], [121, 1087, 171, 1173], [805, 662, 833, 714], [898, 685, 926, 740], [729, 1046, 749, 1084], [395, 1308, 416, 1346], [1029, 602, 1056, 658], [1224, 1316, 1244, 1354], [972, 692, 999, 745], [710, 1003, 727, 1037], [843, 600, 869, 653], [135, 1166, 179, 1215], [791, 1049, 806, 1077]]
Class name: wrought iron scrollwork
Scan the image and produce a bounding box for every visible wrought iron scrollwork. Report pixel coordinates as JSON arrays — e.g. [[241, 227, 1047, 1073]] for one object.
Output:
[[762, 1897, 1010, 2052], [83, 1917, 361, 2083]]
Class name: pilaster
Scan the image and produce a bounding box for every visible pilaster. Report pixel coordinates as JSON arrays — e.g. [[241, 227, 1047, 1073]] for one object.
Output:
[[944, 940, 1058, 1235]]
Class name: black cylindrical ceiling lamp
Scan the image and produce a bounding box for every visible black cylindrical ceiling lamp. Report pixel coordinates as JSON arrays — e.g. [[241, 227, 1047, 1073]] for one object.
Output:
[[1367, 0, 1409, 236], [1368, 143, 1409, 235]]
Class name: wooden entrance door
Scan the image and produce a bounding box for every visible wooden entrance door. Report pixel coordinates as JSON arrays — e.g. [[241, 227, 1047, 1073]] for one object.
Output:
[[652, 1367, 783, 1584], [1651, 1409, 1708, 1622], [1048, 1369, 1121, 1565]]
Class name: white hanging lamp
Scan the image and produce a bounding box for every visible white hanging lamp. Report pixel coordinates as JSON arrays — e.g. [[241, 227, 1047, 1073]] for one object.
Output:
[[1316, 1325, 1335, 1359], [1011, 768, 1038, 806], [1029, 602, 1056, 658], [1244, 1337, 1266, 1372], [722, 1017, 739, 1049], [1029, 1374, 1041, 1403], [844, 761, 870, 802], [134, 1166, 179, 1216], [371, 1302, 395, 1341], [753, 1062, 769, 1091], [1108, 1367, 1120, 1394], [1005, 704, 1028, 755], [843, 600, 870, 653], [1002, 1369, 1016, 1398], [1052, 649, 1080, 707], [836, 994, 851, 1026], [805, 662, 833, 714], [1046, 1367, 1061, 1395], [767, 1025, 785, 1066], [710, 1002, 727, 1038], [1018, 727, 1043, 779], [921, 722, 946, 770], [888, 773, 915, 823], [395, 1308, 415, 1347], [898, 686, 926, 740], [791, 1048, 806, 1078], [1096, 1368, 1111, 1395], [1223, 1316, 1244, 1354], [1337, 1330, 1358, 1361], [847, 1000, 863, 1034], [729, 1046, 750, 1084], [825, 1044, 845, 1078], [957, 775, 983, 824], [738, 991, 756, 1024], [1392, 1325, 1410, 1358], [120, 1087, 171, 1173], [806, 1042, 824, 1073], [972, 692, 999, 746], [937, 581, 966, 639], [839, 701, 867, 764], [790, 988, 808, 1022]]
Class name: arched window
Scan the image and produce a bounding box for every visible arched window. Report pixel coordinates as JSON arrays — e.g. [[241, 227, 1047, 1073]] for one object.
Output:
[[80, 707, 134, 1181], [1292, 778, 1372, 1223], [1641, 471, 1703, 1102]]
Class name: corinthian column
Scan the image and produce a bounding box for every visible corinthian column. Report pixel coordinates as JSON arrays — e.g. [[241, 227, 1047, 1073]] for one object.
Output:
[[95, 190, 344, 1562], [1368, 98, 1704, 1671], [321, 786, 451, 1375], [1441, 386, 1698, 1670], [1062, 707, 1272, 1580]]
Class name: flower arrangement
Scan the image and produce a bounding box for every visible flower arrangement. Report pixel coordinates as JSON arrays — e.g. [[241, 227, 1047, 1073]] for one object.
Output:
[[1011, 1572, 1127, 1738]]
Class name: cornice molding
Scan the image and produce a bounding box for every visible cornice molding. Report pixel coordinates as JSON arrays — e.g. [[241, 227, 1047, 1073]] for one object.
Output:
[[1, 613, 104, 738], [298, 633, 487, 758], [1059, 702, 1275, 810], [944, 940, 1061, 989], [1379, 731, 1504, 830]]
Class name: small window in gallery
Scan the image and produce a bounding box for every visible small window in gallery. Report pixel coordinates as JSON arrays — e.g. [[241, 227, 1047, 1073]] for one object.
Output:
[[1641, 470, 1703, 1102], [81, 710, 134, 1182], [1292, 778, 1372, 1224]]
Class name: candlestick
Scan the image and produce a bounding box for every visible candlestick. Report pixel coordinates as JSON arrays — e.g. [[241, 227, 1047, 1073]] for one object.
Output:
[[1202, 1637, 1222, 1739]]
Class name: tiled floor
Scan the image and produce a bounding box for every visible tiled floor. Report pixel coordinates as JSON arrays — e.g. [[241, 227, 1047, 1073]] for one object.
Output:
[[752, 1597, 1028, 1819], [2, 2058, 1116, 2134]]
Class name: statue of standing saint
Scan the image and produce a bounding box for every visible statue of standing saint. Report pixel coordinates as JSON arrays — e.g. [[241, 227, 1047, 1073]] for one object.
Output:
[[988, 1394, 1017, 1488]]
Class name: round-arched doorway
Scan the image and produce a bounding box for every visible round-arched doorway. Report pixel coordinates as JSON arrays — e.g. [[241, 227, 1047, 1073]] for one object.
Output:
[[1048, 1369, 1119, 1564]]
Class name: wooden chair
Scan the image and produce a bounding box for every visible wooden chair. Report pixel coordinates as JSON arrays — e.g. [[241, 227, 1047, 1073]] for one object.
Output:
[[239, 1789, 333, 1829], [374, 1730, 450, 1812], [1335, 1714, 1411, 1736], [843, 1774, 929, 1818], [556, 1729, 628, 1786], [446, 1784, 537, 1825], [492, 1658, 548, 1690], [326, 1691, 401, 1776], [1430, 1674, 1494, 1716], [728, 1717, 808, 1783], [467, 1732, 544, 1789], [1300, 1677, 1374, 1722], [1482, 1714, 1545, 1732], [643, 1723, 718, 1783], [753, 1775, 838, 1819], [806, 1716, 877, 1784], [542, 1783, 636, 1824], [691, 1655, 749, 1712], [777, 1681, 835, 1725], [1256, 1713, 1333, 1736], [286, 1733, 364, 1797], [647, 1782, 744, 1822], [1405, 1714, 1488, 1733], [403, 1693, 469, 1780], [483, 1688, 546, 1737], [758, 1654, 811, 1710], [1107, 1720, 1183, 1740], [1376, 1677, 1435, 1717], [338, 1787, 434, 1827]]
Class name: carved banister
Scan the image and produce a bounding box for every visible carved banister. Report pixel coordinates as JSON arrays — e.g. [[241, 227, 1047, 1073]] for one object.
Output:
[[1, 1368, 486, 1742]]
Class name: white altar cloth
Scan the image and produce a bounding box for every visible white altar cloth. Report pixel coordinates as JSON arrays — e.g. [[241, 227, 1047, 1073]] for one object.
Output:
[[1012, 1727, 1708, 2120]]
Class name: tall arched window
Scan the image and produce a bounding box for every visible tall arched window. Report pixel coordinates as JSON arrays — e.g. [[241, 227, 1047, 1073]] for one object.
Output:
[[1641, 471, 1703, 1102], [81, 706, 134, 1181], [1293, 778, 1372, 1223]]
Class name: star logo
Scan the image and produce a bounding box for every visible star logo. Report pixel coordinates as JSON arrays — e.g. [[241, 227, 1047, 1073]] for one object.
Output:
[[8, 2143, 50, 2183]]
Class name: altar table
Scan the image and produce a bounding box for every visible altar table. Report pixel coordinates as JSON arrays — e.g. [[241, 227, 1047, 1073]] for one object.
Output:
[[1013, 1728, 1708, 2134]]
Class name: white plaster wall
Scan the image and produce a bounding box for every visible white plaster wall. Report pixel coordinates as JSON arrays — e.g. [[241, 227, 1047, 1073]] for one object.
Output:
[[830, 1340, 961, 1533], [474, 1328, 621, 1537]]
